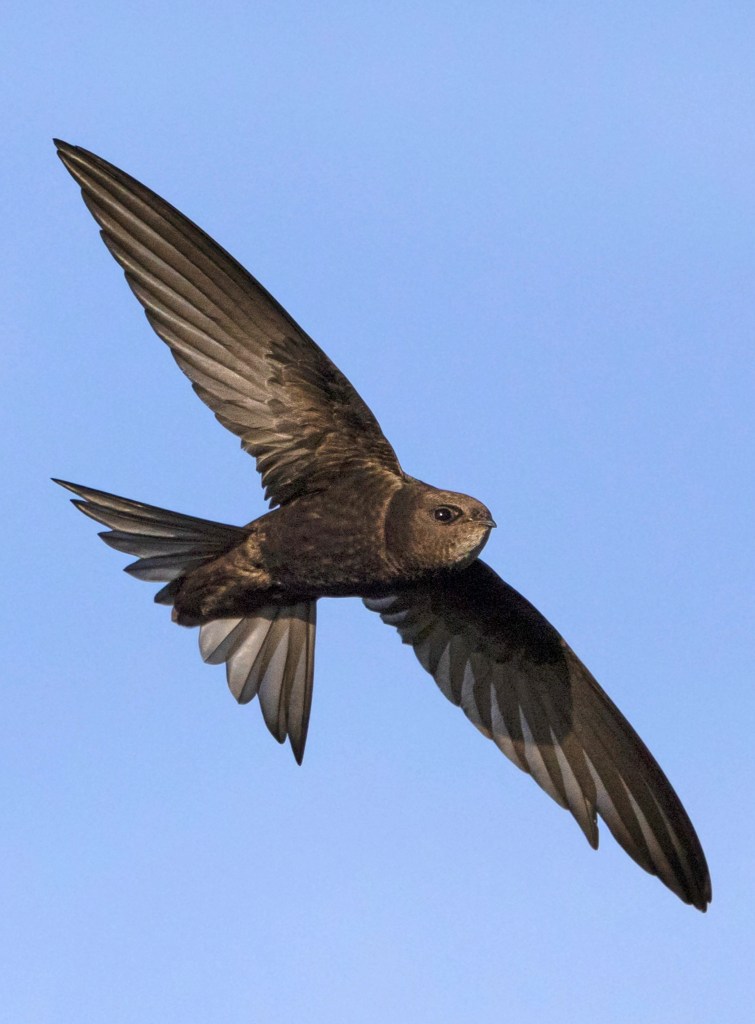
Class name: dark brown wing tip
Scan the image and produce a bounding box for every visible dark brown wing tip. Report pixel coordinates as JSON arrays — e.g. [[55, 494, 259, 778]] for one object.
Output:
[[688, 841, 713, 911], [52, 477, 85, 499], [686, 890, 710, 913], [584, 802, 710, 911], [54, 139, 79, 166], [54, 139, 119, 188], [290, 739, 305, 766], [692, 874, 713, 913], [661, 864, 711, 913]]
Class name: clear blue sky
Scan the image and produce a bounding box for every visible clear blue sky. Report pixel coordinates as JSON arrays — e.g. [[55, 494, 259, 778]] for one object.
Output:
[[3, 4, 753, 1022]]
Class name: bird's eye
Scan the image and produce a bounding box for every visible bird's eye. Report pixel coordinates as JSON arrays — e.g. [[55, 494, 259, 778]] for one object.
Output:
[[432, 505, 461, 523]]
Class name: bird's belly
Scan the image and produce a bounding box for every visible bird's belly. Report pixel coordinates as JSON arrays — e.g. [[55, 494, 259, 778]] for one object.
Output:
[[267, 545, 398, 599]]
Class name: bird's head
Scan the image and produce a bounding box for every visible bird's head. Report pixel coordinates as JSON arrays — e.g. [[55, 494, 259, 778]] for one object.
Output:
[[385, 481, 496, 575]]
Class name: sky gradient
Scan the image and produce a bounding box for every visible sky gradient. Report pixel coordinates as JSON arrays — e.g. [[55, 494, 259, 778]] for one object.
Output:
[[3, 4, 754, 1022]]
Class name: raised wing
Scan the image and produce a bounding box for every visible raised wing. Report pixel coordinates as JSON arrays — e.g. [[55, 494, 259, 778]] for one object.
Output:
[[55, 140, 403, 507], [365, 560, 711, 910]]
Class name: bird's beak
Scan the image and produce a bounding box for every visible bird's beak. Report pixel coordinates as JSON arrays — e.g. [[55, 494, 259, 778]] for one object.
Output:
[[480, 517, 496, 529]]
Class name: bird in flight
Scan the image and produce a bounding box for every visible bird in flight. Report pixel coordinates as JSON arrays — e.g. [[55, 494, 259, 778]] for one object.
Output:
[[54, 140, 711, 911]]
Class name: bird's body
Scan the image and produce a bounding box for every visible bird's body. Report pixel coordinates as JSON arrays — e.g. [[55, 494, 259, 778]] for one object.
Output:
[[54, 140, 711, 911], [170, 476, 494, 623]]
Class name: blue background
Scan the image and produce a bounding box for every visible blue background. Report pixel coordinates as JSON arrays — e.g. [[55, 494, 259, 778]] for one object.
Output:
[[3, 4, 753, 1021]]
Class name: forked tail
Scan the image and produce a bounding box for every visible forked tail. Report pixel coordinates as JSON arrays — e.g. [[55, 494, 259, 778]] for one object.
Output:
[[55, 480, 317, 762]]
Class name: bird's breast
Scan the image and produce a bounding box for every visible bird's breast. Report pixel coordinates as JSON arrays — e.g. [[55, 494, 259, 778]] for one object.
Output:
[[256, 475, 403, 596]]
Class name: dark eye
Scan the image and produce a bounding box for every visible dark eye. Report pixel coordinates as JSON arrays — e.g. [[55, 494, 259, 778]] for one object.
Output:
[[432, 505, 461, 523]]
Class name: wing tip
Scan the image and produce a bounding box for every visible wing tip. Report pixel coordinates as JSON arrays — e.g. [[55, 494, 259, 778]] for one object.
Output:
[[673, 878, 711, 913], [53, 479, 98, 514], [584, 814, 710, 911], [585, 821, 599, 851], [686, 871, 713, 913], [54, 138, 81, 170], [52, 477, 77, 492]]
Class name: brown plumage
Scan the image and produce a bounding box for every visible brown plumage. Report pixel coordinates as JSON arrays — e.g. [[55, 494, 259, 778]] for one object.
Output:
[[54, 140, 711, 911]]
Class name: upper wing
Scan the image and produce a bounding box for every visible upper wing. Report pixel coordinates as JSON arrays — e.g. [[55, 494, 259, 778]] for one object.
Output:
[[55, 140, 403, 507], [364, 560, 711, 911]]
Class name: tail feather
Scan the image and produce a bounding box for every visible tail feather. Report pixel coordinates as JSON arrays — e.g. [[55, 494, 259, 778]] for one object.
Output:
[[199, 604, 317, 764], [124, 553, 215, 583], [54, 479, 246, 583], [102, 531, 222, 556], [56, 479, 317, 762]]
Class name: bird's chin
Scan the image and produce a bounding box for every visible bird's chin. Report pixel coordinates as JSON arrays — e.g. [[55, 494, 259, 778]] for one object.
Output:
[[454, 527, 492, 569]]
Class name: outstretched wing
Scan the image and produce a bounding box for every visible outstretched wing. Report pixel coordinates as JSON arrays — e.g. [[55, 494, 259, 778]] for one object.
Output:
[[365, 560, 711, 911], [55, 140, 403, 507]]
